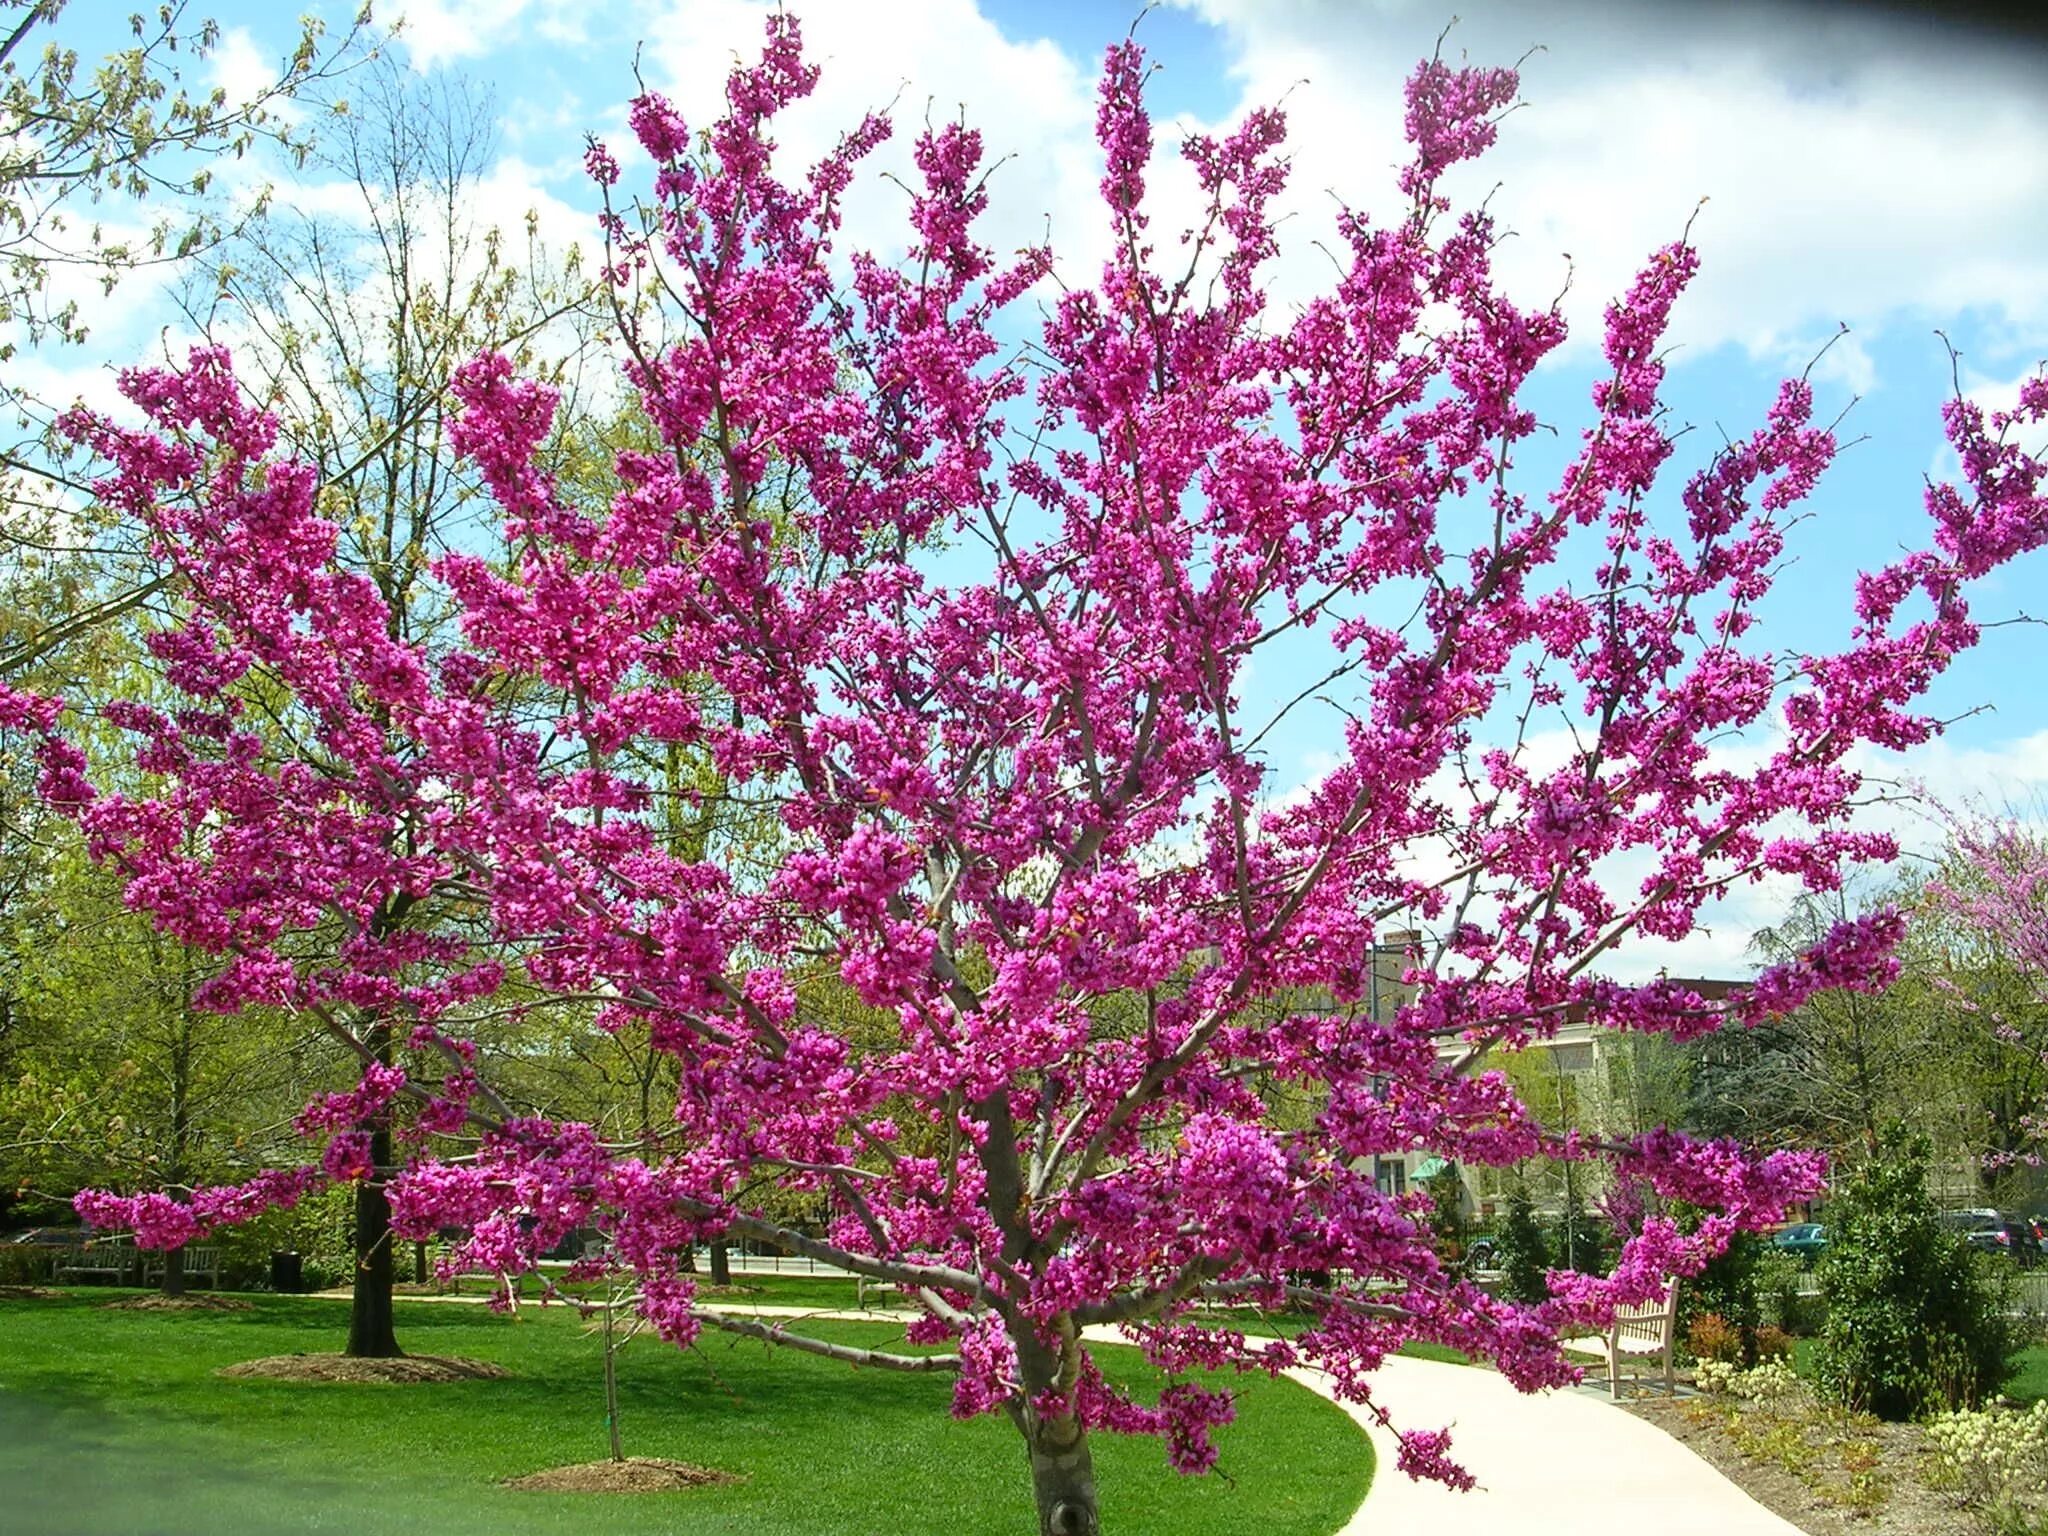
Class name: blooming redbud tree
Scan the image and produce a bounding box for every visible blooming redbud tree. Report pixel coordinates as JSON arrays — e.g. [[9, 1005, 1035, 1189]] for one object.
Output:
[[1931, 817, 2048, 1165], [9, 17, 2048, 1533]]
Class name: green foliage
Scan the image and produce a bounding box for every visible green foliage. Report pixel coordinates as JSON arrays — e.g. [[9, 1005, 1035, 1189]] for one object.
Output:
[[1497, 1183, 1550, 1304], [1813, 1131, 2019, 1420], [1674, 1221, 1771, 1362], [0, 2, 365, 356], [1757, 1246, 1824, 1336], [210, 1186, 354, 1287], [1552, 1181, 1605, 1275], [1422, 1164, 1465, 1258], [1755, 1325, 1795, 1362]]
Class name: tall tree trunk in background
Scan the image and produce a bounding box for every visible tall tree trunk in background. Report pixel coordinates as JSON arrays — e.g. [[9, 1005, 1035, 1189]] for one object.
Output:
[[708, 1240, 732, 1287], [347, 1012, 401, 1358], [160, 1242, 187, 1299], [159, 941, 195, 1299]]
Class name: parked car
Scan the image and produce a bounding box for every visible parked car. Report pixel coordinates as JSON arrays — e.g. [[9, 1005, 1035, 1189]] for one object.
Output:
[[2028, 1215, 2048, 1258], [1770, 1222, 1827, 1266], [4, 1226, 76, 1245], [1939, 1208, 2039, 1266]]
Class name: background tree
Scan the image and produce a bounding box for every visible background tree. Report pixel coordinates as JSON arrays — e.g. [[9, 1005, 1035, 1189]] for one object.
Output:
[[1813, 1130, 2017, 1419], [150, 45, 605, 1358], [0, 0, 369, 679], [1919, 827, 2048, 1197], [16, 18, 2048, 1534], [0, 840, 313, 1292], [1495, 1183, 1550, 1306], [1684, 885, 1941, 1156]]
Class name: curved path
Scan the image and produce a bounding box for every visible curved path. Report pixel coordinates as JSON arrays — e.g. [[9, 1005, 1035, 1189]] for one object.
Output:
[[311, 1288, 1803, 1533], [1292, 1352, 1805, 1536]]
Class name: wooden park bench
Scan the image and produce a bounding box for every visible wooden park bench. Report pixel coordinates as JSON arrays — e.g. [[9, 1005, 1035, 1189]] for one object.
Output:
[[54, 1241, 221, 1288], [54, 1240, 135, 1284], [1564, 1276, 1679, 1400], [855, 1276, 904, 1310], [142, 1246, 222, 1289]]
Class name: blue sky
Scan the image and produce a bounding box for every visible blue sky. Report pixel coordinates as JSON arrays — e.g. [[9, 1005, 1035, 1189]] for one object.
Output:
[[39, 0, 2048, 976]]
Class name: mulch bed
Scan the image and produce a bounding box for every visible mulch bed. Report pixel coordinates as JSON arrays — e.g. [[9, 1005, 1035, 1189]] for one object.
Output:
[[503, 1457, 741, 1493], [218, 1353, 509, 1383], [0, 1285, 61, 1300], [103, 1294, 252, 1312], [1626, 1393, 1978, 1536]]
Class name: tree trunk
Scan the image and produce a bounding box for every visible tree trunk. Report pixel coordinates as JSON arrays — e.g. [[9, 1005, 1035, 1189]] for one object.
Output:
[[160, 1242, 187, 1299], [413, 1239, 428, 1286], [1027, 1417, 1100, 1536], [347, 1123, 402, 1358], [602, 1302, 624, 1462], [708, 1240, 732, 1287]]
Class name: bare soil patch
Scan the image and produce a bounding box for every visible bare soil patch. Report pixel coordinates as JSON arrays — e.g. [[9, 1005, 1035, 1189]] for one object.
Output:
[[503, 1457, 741, 1493], [0, 1284, 60, 1300], [218, 1352, 509, 1383], [103, 1294, 252, 1313]]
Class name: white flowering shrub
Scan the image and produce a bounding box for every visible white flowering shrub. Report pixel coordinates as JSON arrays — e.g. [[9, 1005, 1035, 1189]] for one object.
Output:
[[1926, 1400, 2048, 1510], [1694, 1357, 1799, 1402], [1696, 1359, 1741, 1396], [1734, 1359, 1800, 1402]]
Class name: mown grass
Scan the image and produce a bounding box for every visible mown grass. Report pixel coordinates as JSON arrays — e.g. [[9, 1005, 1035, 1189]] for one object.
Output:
[[0, 1290, 1370, 1536], [438, 1269, 872, 1314]]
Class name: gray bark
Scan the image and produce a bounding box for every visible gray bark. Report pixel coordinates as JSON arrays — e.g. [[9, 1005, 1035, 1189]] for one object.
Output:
[[1027, 1419, 1099, 1536], [602, 1301, 624, 1462]]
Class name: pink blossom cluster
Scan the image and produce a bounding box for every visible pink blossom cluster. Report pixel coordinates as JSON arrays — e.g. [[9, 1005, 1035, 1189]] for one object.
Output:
[[74, 1166, 326, 1250], [22, 11, 2048, 1495]]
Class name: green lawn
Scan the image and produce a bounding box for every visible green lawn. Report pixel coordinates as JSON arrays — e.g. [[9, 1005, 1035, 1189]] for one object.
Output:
[[445, 1268, 874, 1314], [0, 1291, 1370, 1536]]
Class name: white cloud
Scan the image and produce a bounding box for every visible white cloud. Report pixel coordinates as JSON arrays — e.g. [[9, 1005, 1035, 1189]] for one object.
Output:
[[206, 26, 279, 117], [632, 0, 1111, 285], [1170, 0, 2048, 370], [391, 1, 590, 72]]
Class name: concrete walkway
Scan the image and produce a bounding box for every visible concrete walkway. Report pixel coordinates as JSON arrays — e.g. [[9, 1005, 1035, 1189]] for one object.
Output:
[[305, 1289, 1802, 1534], [1321, 1353, 1805, 1536]]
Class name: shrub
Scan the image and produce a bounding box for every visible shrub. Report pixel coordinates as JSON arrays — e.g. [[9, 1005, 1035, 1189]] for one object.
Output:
[[1695, 1359, 1742, 1396], [0, 1244, 54, 1285], [1423, 1165, 1467, 1261], [1688, 1311, 1744, 1364], [1676, 1216, 1772, 1360], [1734, 1358, 1800, 1402], [1927, 1401, 2048, 1513], [1757, 1247, 1823, 1336], [1695, 1357, 1799, 1401], [1496, 1184, 1550, 1305], [1754, 1325, 1795, 1362], [1813, 1131, 2019, 1420], [1554, 1183, 1605, 1275], [213, 1185, 352, 1278]]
